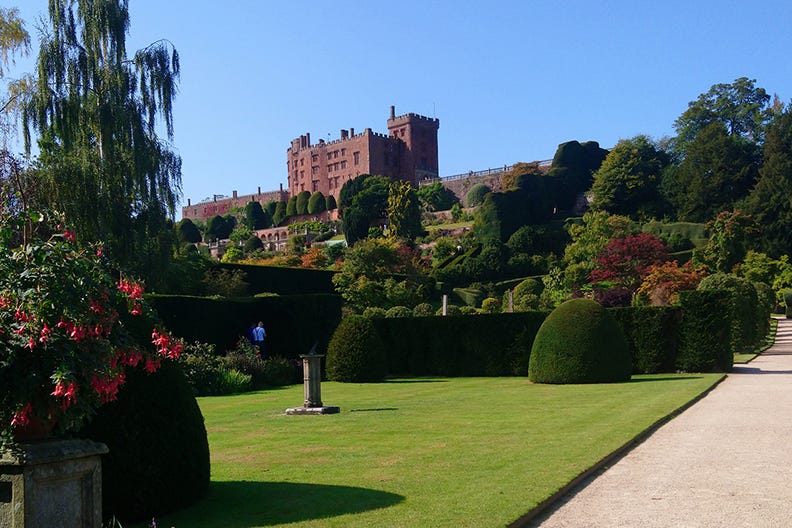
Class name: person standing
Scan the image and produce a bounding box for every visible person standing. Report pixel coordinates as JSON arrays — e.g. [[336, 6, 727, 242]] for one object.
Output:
[[252, 321, 267, 359]]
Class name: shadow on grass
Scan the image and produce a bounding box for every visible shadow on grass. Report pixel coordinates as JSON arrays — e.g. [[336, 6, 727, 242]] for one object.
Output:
[[171, 480, 404, 527]]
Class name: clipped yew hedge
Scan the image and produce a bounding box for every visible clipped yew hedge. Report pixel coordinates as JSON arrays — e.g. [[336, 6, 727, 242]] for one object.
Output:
[[216, 262, 337, 295], [147, 294, 342, 357], [676, 290, 731, 372], [326, 315, 387, 382], [609, 306, 681, 374]]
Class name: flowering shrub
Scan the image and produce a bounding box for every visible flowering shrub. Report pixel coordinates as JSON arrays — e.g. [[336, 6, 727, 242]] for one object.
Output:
[[0, 213, 182, 450]]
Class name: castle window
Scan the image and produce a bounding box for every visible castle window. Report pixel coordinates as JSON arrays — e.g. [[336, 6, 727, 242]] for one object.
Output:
[[353, 151, 360, 165], [341, 148, 346, 156], [312, 154, 318, 163], [327, 153, 332, 160], [334, 162, 339, 171], [328, 164, 333, 172], [341, 160, 347, 169], [312, 166, 318, 175], [300, 158, 304, 166], [300, 170, 305, 178], [333, 151, 339, 159], [312, 180, 318, 192], [400, 129, 405, 137]]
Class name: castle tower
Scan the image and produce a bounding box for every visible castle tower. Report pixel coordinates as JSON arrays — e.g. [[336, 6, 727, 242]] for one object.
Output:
[[386, 105, 440, 185]]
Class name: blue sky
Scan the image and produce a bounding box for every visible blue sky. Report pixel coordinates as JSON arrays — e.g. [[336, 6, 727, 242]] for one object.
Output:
[[10, 1, 792, 215]]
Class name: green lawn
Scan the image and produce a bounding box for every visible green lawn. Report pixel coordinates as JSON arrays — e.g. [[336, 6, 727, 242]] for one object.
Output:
[[424, 220, 474, 232], [150, 374, 722, 528]]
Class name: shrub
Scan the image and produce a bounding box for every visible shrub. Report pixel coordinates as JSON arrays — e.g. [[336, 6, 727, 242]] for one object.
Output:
[[223, 341, 267, 389], [412, 303, 434, 317], [363, 306, 387, 318], [262, 356, 298, 386], [753, 281, 775, 339], [677, 290, 731, 372], [529, 298, 631, 384], [177, 342, 226, 396], [436, 304, 462, 316], [460, 305, 478, 315], [481, 297, 501, 313], [217, 369, 252, 393], [466, 183, 491, 207], [79, 361, 210, 523], [326, 316, 387, 382], [386, 306, 413, 318]]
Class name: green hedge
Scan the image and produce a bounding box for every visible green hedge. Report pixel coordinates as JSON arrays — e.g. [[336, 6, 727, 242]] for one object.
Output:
[[216, 262, 336, 295], [608, 306, 681, 374], [698, 274, 761, 354], [677, 290, 732, 372], [147, 294, 342, 358], [369, 312, 548, 377], [326, 315, 387, 382], [452, 287, 485, 307]]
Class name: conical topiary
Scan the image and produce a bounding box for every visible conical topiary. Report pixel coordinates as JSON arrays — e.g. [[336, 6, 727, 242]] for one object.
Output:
[[528, 298, 631, 383]]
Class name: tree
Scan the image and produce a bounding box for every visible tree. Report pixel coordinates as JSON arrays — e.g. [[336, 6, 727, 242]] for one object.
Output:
[[662, 122, 759, 222], [589, 232, 670, 292], [331, 237, 430, 311], [272, 201, 286, 226], [416, 181, 458, 211], [674, 77, 772, 150], [206, 215, 232, 241], [634, 261, 705, 306], [546, 140, 609, 209], [176, 218, 201, 244], [295, 190, 311, 215], [307, 191, 326, 214], [590, 135, 670, 218], [24, 0, 182, 286], [339, 174, 390, 245], [697, 210, 757, 273], [325, 194, 337, 211], [744, 110, 792, 257], [387, 180, 422, 240], [245, 201, 270, 230], [562, 211, 635, 289], [1, 7, 30, 145]]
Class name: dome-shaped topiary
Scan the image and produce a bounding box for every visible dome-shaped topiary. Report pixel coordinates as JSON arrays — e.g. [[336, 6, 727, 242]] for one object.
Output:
[[385, 306, 413, 318], [326, 315, 387, 382], [79, 361, 210, 523], [528, 298, 631, 384]]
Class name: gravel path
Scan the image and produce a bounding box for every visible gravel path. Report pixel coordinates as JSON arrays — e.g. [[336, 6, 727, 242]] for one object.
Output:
[[528, 318, 792, 528]]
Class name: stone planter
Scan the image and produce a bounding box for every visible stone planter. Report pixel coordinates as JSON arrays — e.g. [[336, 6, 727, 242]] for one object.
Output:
[[1, 439, 108, 528]]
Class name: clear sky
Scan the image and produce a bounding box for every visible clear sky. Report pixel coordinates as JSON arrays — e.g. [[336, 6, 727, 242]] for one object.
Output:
[[10, 1, 792, 216]]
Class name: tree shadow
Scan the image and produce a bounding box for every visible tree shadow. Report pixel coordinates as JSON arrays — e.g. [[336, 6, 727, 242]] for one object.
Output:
[[160, 481, 404, 527]]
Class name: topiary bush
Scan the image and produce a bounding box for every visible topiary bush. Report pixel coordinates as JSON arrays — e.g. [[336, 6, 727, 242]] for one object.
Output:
[[386, 305, 413, 318], [79, 361, 210, 524], [481, 297, 501, 313], [436, 304, 462, 316], [412, 302, 434, 317], [466, 183, 491, 207], [326, 315, 387, 382], [783, 290, 792, 319], [529, 298, 631, 384], [363, 306, 387, 318]]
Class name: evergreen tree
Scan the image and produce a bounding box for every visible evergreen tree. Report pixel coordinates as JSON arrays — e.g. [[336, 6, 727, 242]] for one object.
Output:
[[745, 110, 792, 257], [272, 201, 286, 226], [295, 190, 311, 215], [285, 196, 298, 217], [325, 194, 337, 211], [245, 201, 269, 229], [387, 180, 422, 240], [307, 191, 326, 214]]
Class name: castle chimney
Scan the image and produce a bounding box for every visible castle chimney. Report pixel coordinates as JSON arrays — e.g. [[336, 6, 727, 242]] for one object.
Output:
[[390, 105, 395, 119], [233, 190, 238, 199], [350, 127, 355, 136], [306, 132, 310, 146], [258, 186, 261, 195], [187, 198, 191, 206], [341, 129, 348, 140]]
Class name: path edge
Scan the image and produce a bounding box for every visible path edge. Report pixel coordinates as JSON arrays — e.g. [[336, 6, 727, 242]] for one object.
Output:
[[508, 373, 728, 528]]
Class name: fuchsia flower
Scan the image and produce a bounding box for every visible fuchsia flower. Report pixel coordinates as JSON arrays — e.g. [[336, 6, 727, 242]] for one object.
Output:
[[11, 403, 32, 427], [52, 381, 78, 409]]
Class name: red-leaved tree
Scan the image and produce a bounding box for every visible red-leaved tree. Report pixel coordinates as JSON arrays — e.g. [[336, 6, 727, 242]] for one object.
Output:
[[589, 233, 671, 292]]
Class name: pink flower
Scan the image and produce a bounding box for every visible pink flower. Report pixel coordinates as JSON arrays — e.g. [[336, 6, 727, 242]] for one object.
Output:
[[90, 374, 125, 403], [63, 230, 75, 243], [27, 337, 35, 350], [39, 323, 52, 343]]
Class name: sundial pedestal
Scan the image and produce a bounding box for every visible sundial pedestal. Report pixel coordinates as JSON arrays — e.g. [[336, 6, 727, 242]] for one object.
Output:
[[286, 354, 339, 415]]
